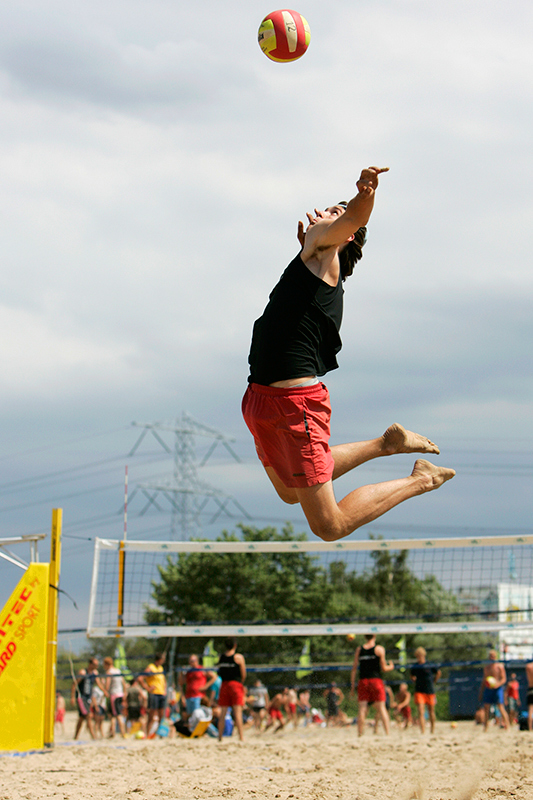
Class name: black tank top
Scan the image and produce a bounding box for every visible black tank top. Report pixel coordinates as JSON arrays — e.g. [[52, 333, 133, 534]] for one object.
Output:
[[77, 672, 95, 698], [217, 652, 242, 683], [248, 254, 344, 385], [358, 645, 382, 680]]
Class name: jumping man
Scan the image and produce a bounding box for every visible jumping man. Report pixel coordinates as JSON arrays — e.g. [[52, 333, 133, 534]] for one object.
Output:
[[242, 167, 455, 542]]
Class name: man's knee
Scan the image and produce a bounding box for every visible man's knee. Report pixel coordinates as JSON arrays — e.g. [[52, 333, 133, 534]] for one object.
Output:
[[307, 519, 344, 542], [312, 528, 337, 542]]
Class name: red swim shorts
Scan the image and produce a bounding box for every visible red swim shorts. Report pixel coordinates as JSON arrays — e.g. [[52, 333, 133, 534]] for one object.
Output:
[[241, 382, 334, 489], [269, 708, 284, 721], [357, 678, 386, 703], [218, 681, 245, 707]]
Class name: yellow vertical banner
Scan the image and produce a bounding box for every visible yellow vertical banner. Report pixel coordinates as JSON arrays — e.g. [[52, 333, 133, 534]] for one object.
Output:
[[296, 638, 312, 680], [44, 508, 62, 747], [0, 562, 51, 751]]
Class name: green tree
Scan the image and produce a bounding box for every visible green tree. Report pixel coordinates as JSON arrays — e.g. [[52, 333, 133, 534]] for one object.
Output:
[[147, 524, 328, 628]]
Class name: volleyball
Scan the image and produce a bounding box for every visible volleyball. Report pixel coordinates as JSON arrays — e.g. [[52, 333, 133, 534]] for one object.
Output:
[[258, 10, 311, 63], [486, 676, 497, 688], [346, 633, 355, 642]]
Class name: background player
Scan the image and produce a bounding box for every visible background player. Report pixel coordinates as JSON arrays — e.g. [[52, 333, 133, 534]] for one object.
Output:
[[410, 646, 441, 734], [480, 649, 509, 731], [350, 634, 394, 736]]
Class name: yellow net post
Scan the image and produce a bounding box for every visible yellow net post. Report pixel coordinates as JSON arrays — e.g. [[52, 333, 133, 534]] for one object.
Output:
[[44, 508, 62, 748]]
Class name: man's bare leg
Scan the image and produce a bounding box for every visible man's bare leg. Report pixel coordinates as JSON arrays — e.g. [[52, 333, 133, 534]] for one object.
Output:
[[233, 705, 245, 742], [265, 423, 441, 505], [294, 460, 456, 541], [357, 701, 368, 736], [417, 703, 426, 733], [374, 701, 390, 735], [497, 703, 510, 730], [428, 705, 436, 734], [331, 423, 439, 480]]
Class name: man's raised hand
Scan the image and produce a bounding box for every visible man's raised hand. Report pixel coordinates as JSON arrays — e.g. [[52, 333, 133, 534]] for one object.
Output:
[[356, 166, 389, 195]]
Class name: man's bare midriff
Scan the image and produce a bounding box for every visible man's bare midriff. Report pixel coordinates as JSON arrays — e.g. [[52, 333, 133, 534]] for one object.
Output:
[[269, 376, 317, 388]]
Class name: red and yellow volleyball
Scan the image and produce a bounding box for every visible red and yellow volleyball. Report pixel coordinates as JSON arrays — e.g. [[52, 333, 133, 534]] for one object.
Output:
[[258, 9, 311, 63]]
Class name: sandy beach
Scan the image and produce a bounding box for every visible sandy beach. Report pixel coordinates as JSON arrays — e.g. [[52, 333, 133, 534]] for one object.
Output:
[[1, 714, 533, 800]]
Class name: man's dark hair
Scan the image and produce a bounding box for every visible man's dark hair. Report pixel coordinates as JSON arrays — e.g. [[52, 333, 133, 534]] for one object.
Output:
[[224, 637, 237, 651], [339, 224, 367, 282]]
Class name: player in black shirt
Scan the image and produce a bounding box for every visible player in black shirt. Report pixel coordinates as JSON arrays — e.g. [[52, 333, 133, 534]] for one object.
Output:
[[243, 166, 455, 542], [410, 646, 441, 734]]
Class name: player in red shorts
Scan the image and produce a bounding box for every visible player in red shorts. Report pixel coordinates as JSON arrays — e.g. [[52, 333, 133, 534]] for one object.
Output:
[[217, 637, 247, 742], [350, 634, 394, 736], [243, 166, 454, 543]]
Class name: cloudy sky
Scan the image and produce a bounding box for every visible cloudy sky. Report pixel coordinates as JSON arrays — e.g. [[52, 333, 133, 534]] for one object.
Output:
[[0, 0, 531, 639]]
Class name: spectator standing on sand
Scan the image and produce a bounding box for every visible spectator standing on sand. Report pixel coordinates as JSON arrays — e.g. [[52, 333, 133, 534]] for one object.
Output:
[[217, 637, 247, 742], [138, 652, 167, 735], [91, 679, 106, 737], [324, 682, 344, 726], [410, 646, 441, 734], [350, 634, 394, 736], [54, 691, 66, 736], [248, 679, 270, 729], [126, 676, 147, 734], [505, 673, 521, 726], [179, 654, 216, 716], [103, 656, 127, 738], [287, 687, 299, 729], [298, 689, 311, 726], [480, 649, 509, 731], [71, 657, 99, 740]]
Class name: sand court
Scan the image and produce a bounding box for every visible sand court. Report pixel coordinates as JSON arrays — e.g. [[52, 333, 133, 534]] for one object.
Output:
[[2, 714, 533, 800]]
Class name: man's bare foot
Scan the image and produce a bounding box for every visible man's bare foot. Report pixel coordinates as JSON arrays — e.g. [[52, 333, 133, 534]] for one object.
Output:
[[411, 459, 455, 492], [382, 423, 440, 456]]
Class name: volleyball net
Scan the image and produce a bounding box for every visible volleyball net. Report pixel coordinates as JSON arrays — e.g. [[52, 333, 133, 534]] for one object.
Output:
[[87, 533, 533, 641]]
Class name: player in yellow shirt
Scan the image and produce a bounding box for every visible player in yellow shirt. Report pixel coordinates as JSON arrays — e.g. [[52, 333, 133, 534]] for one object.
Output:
[[138, 652, 167, 734]]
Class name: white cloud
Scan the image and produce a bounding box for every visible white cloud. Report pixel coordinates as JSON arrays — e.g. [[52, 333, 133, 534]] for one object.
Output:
[[0, 304, 135, 399]]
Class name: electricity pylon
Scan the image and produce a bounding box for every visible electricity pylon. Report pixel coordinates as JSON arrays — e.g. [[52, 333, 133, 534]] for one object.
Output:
[[129, 412, 251, 539]]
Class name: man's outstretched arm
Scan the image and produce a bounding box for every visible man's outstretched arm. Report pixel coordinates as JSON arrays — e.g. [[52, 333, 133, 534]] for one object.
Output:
[[300, 166, 388, 253]]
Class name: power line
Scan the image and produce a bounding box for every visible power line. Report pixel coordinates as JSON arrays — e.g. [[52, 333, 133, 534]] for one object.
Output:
[[0, 425, 129, 463], [0, 451, 169, 494]]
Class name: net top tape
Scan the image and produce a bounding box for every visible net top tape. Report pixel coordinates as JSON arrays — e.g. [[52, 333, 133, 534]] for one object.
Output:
[[95, 534, 533, 554]]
